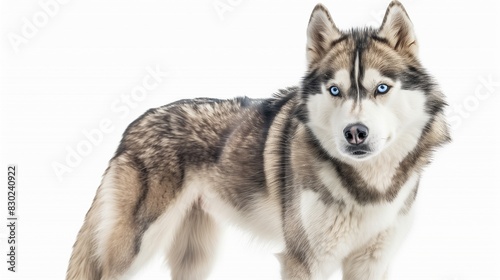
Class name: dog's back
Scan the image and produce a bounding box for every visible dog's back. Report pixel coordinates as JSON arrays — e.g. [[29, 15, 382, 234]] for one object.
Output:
[[67, 91, 298, 279]]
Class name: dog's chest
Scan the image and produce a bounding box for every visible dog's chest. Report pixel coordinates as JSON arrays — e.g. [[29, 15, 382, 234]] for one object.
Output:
[[298, 171, 418, 260]]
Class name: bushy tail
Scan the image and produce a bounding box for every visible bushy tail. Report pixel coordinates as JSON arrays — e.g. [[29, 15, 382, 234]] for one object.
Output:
[[66, 207, 101, 280]]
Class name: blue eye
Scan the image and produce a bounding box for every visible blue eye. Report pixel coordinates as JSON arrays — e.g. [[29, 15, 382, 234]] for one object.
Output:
[[376, 84, 390, 95], [329, 86, 340, 96]]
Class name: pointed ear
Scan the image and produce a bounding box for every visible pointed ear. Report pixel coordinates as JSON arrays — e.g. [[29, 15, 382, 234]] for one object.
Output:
[[306, 4, 342, 66], [378, 1, 418, 57]]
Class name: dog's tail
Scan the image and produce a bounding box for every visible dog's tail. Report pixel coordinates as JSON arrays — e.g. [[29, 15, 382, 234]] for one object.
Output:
[[66, 205, 102, 280]]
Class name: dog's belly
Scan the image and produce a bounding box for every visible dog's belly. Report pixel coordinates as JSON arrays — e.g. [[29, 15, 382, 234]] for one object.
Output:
[[197, 178, 286, 248]]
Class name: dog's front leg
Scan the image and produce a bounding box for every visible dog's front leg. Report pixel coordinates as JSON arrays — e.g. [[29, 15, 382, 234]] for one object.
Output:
[[277, 222, 314, 279], [341, 210, 414, 280], [277, 250, 312, 280]]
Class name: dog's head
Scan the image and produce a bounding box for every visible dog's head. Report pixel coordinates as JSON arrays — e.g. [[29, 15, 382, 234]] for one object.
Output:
[[300, 1, 448, 162]]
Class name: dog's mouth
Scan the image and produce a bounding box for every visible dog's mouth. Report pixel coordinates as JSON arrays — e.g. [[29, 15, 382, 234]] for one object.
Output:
[[349, 150, 371, 159], [352, 150, 368, 156], [342, 144, 372, 159]]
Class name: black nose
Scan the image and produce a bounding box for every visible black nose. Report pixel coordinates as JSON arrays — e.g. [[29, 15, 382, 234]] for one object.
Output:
[[343, 123, 369, 145]]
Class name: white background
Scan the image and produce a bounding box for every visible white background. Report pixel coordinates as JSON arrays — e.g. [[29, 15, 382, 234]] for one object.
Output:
[[1, 0, 499, 279]]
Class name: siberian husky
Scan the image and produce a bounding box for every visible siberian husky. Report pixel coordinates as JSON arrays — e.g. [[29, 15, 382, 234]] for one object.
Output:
[[67, 1, 450, 279]]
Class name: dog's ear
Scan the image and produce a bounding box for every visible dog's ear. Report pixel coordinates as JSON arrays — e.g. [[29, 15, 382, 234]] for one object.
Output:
[[378, 1, 418, 57], [306, 4, 342, 67]]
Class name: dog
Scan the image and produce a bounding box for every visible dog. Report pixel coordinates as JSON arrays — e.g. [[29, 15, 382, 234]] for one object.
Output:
[[67, 1, 450, 279]]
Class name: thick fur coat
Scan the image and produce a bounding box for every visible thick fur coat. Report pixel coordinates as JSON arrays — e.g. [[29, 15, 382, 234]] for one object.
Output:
[[67, 2, 450, 279]]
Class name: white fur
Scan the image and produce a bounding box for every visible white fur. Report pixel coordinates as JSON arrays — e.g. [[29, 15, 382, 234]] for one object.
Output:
[[299, 164, 419, 279], [354, 51, 361, 104], [121, 179, 202, 279], [95, 166, 118, 263], [342, 206, 415, 279], [202, 181, 285, 248]]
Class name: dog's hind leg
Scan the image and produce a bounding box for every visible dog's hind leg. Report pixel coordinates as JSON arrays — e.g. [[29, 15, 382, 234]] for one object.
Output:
[[67, 154, 195, 280], [167, 198, 220, 280]]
